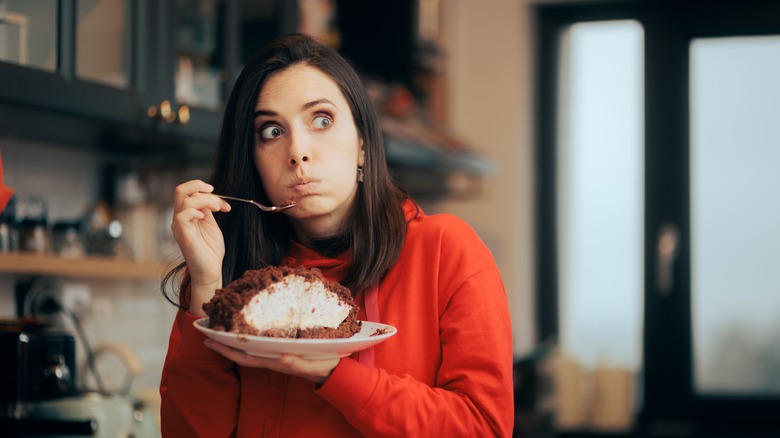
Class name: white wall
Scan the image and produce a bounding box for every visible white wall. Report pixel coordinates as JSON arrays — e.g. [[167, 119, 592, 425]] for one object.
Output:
[[436, 0, 536, 356]]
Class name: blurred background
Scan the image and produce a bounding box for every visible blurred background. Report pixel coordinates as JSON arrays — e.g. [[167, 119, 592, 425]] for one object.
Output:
[[1, 0, 779, 437]]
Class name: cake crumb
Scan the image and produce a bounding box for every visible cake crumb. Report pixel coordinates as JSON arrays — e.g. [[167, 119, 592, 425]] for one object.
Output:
[[370, 328, 391, 336]]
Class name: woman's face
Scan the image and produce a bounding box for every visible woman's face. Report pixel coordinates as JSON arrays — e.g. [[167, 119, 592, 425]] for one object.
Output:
[[253, 64, 364, 240]]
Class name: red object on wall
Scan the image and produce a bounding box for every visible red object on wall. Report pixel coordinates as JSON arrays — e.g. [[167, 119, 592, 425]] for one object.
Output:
[[0, 151, 14, 212]]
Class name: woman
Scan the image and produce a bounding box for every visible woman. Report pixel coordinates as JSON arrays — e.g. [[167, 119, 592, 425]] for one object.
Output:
[[160, 33, 514, 437]]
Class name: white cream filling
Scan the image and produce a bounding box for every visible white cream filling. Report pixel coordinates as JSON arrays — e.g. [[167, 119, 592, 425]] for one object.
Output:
[[240, 275, 350, 332]]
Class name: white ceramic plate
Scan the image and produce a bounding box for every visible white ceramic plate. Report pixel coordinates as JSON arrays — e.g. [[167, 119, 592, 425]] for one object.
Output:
[[194, 318, 397, 359]]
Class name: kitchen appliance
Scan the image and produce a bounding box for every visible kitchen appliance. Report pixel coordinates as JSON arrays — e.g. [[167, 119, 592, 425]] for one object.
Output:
[[0, 322, 83, 435], [0, 329, 76, 404], [0, 314, 157, 437]]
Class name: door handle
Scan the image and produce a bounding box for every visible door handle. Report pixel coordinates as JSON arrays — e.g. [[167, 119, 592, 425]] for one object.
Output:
[[656, 223, 679, 295]]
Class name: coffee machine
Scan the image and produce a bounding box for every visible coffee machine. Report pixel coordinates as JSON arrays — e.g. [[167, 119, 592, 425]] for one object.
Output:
[[0, 288, 157, 437], [0, 320, 96, 435]]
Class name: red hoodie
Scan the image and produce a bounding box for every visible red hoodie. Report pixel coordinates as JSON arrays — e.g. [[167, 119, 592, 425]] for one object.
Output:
[[160, 201, 514, 437]]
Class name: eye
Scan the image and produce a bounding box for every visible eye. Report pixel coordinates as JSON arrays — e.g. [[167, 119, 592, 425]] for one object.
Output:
[[260, 125, 284, 140], [312, 115, 332, 129]]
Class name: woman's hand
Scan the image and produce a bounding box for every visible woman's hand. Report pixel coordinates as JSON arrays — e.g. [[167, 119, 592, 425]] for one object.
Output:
[[204, 339, 339, 384], [171, 180, 231, 314]]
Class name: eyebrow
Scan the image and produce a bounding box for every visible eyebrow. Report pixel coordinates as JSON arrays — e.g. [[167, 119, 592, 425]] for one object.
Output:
[[253, 98, 336, 119]]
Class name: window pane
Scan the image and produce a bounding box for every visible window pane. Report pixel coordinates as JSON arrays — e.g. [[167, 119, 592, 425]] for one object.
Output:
[[76, 0, 132, 88], [0, 0, 57, 72], [174, 0, 223, 111], [690, 35, 780, 395], [557, 20, 644, 370]]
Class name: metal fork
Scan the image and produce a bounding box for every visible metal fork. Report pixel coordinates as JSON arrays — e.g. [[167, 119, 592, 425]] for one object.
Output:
[[214, 194, 296, 212]]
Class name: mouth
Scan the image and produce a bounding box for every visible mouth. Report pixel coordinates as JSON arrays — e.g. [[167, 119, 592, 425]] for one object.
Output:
[[289, 178, 319, 195]]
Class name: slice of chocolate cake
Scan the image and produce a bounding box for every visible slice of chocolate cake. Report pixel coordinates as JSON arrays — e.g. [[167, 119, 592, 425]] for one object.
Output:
[[203, 266, 361, 339]]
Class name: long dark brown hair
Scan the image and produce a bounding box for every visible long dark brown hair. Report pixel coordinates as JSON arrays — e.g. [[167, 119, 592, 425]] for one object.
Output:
[[162, 33, 410, 308]]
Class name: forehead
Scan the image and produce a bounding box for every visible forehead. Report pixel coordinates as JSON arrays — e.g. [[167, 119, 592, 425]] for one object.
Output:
[[256, 64, 346, 108]]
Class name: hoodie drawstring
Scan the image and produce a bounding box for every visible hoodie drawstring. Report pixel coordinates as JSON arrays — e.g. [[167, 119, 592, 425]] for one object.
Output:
[[357, 284, 379, 367]]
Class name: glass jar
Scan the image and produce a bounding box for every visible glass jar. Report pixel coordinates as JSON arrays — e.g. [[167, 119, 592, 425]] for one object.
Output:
[[17, 195, 50, 254]]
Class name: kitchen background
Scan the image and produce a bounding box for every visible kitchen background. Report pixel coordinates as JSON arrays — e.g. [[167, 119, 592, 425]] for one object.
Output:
[[1, 0, 535, 435], [2, 0, 779, 437]]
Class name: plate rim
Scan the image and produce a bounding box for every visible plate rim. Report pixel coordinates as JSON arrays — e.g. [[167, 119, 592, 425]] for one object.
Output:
[[193, 317, 397, 344]]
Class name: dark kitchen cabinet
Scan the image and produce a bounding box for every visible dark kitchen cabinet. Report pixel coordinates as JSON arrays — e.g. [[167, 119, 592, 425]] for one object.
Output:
[[0, 0, 149, 129], [0, 0, 295, 160], [152, 0, 297, 144], [0, 0, 492, 201]]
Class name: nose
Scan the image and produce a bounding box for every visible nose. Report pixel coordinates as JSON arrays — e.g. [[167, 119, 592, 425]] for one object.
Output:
[[288, 131, 311, 166], [289, 154, 309, 165]]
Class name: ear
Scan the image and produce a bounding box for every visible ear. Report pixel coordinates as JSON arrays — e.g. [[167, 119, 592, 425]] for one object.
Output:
[[358, 137, 365, 167]]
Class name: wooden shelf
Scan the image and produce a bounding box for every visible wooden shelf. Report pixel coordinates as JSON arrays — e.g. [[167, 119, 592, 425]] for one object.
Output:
[[0, 252, 167, 281]]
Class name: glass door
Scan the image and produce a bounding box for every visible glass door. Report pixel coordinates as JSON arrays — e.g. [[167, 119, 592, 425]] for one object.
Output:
[[0, 0, 58, 72], [155, 0, 297, 141], [552, 19, 645, 431], [643, 3, 780, 432], [535, 0, 780, 435], [172, 0, 226, 112], [689, 35, 780, 397], [76, 0, 133, 88], [149, 0, 236, 139]]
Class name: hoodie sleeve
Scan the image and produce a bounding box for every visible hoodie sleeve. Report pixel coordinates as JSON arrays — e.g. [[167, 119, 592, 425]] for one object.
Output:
[[316, 268, 514, 437], [160, 309, 240, 437]]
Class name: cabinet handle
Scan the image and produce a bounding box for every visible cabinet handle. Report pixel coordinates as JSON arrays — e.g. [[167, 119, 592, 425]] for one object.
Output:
[[147, 100, 189, 125], [177, 105, 190, 125], [159, 100, 176, 123]]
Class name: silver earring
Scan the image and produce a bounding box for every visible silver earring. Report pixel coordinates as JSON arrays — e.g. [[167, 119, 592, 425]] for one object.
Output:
[[357, 166, 364, 183]]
